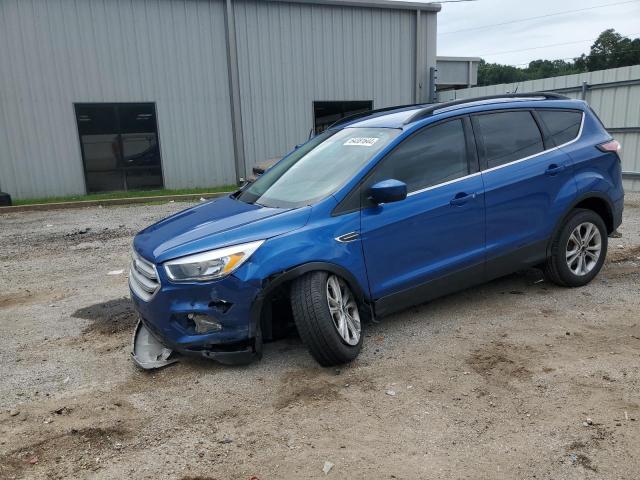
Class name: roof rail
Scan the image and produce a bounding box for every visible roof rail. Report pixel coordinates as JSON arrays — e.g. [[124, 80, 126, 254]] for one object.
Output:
[[404, 92, 570, 125], [328, 103, 427, 129]]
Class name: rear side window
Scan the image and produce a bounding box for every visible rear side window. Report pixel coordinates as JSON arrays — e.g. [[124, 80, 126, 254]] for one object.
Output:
[[368, 119, 469, 193], [538, 110, 582, 145], [476, 111, 544, 169]]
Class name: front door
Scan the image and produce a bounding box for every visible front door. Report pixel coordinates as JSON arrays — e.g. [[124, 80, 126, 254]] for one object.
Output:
[[75, 103, 163, 193], [360, 117, 486, 315]]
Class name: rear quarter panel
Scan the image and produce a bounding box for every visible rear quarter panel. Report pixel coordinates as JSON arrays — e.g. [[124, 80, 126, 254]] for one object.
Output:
[[563, 111, 624, 203]]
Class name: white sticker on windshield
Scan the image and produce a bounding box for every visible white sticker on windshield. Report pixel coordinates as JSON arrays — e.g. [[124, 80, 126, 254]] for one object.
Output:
[[344, 137, 379, 147]]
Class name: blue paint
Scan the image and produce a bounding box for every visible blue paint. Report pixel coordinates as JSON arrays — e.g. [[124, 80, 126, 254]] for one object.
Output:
[[130, 97, 624, 358]]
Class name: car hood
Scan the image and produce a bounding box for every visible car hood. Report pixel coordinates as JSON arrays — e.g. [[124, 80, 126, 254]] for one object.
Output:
[[133, 195, 311, 263]]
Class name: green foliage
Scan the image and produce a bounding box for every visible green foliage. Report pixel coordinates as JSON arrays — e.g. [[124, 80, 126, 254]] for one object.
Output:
[[13, 186, 236, 206], [477, 29, 640, 86]]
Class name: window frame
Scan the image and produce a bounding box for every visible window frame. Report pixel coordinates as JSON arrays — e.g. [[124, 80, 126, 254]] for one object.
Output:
[[471, 107, 585, 172], [532, 108, 585, 148], [332, 114, 479, 216], [471, 108, 547, 171]]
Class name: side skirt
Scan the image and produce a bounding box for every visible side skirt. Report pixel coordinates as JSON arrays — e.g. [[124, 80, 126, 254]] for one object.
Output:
[[373, 262, 485, 318], [485, 239, 548, 283]]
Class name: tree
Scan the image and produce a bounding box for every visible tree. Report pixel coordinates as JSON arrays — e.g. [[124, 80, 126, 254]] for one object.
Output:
[[578, 29, 640, 70], [477, 29, 640, 87]]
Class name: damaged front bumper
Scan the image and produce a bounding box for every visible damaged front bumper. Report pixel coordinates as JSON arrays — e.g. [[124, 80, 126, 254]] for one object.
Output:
[[131, 320, 178, 369], [129, 268, 263, 369]]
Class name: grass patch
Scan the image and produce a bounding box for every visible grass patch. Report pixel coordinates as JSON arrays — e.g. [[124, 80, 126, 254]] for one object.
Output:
[[13, 186, 236, 206]]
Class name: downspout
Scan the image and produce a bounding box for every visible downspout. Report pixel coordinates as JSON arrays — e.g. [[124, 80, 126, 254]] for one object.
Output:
[[414, 9, 422, 103], [224, 0, 247, 183]]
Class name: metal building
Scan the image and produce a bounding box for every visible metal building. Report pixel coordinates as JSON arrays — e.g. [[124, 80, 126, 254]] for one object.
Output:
[[0, 0, 440, 200]]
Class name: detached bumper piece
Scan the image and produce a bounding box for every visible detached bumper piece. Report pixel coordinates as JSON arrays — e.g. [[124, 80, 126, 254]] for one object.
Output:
[[132, 320, 179, 370], [201, 344, 259, 366]]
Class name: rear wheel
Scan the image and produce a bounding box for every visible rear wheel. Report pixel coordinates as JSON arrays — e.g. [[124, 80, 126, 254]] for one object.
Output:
[[544, 209, 607, 287], [290, 271, 363, 366]]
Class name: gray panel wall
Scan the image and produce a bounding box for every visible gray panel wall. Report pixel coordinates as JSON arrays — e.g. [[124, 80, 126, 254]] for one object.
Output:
[[437, 65, 640, 191], [0, 0, 437, 199], [436, 59, 478, 87], [233, 0, 435, 173], [0, 0, 235, 199]]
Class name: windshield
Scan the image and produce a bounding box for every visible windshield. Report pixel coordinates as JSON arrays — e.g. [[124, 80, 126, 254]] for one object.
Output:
[[237, 127, 400, 208]]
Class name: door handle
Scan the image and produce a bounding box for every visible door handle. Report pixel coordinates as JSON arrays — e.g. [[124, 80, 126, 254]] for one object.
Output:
[[450, 192, 476, 206], [545, 164, 565, 176]]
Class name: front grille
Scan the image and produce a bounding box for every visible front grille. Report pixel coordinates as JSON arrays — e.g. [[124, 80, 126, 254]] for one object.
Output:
[[129, 250, 160, 302]]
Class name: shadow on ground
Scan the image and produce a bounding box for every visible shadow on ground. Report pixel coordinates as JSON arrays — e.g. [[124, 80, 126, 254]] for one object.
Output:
[[72, 297, 137, 335]]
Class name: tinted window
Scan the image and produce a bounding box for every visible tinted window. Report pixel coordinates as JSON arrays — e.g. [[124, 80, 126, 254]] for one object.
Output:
[[538, 110, 582, 145], [368, 119, 469, 194], [476, 111, 544, 168]]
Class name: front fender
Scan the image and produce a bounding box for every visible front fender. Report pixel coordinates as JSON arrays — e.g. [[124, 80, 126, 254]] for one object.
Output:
[[232, 206, 370, 337]]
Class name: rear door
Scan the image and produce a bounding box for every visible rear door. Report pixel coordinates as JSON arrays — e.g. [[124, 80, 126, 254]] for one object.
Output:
[[359, 117, 486, 314], [473, 109, 578, 278]]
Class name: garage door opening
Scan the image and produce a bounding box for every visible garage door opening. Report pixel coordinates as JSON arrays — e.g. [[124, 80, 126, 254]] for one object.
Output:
[[313, 101, 373, 134], [75, 103, 163, 193]]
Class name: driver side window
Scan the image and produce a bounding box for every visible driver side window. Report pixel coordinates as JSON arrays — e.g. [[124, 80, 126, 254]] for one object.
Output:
[[368, 118, 470, 194]]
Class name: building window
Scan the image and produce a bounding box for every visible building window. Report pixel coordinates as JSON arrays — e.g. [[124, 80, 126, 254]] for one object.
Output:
[[75, 103, 163, 193], [313, 101, 373, 134]]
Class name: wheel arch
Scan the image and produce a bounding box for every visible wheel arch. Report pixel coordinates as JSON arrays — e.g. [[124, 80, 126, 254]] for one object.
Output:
[[546, 192, 614, 257], [262, 262, 368, 303], [249, 262, 370, 339]]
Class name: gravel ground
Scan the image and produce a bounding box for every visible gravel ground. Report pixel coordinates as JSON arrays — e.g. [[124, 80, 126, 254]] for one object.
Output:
[[1, 194, 639, 479]]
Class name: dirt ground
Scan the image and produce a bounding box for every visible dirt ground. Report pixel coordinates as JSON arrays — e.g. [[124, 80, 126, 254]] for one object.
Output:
[[1, 195, 639, 480]]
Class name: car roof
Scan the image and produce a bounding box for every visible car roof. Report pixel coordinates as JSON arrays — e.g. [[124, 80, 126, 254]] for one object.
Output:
[[335, 93, 586, 129]]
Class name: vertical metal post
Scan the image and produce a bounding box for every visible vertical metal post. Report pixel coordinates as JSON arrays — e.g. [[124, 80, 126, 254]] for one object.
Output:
[[414, 9, 421, 103], [429, 66, 438, 103], [581, 81, 588, 100], [224, 0, 247, 183]]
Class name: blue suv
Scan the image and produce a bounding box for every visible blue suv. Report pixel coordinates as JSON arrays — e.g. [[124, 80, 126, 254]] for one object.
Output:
[[130, 93, 624, 368]]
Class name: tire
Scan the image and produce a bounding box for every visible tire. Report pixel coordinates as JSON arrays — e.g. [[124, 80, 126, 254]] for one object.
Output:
[[544, 208, 608, 287], [290, 271, 363, 366]]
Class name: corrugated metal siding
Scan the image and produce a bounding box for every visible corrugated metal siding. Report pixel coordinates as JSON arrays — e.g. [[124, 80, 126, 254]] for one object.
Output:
[[233, 1, 430, 172], [0, 0, 235, 199], [437, 65, 640, 191]]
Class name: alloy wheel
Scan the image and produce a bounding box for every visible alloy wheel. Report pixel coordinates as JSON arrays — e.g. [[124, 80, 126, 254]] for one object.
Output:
[[326, 275, 361, 346], [566, 221, 602, 276]]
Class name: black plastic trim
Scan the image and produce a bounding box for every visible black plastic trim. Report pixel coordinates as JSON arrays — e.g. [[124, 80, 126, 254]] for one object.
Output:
[[485, 239, 548, 282], [249, 261, 370, 339], [373, 262, 485, 317], [546, 192, 616, 257]]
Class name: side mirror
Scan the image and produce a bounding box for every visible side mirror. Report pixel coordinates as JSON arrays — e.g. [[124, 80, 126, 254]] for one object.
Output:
[[369, 179, 407, 205]]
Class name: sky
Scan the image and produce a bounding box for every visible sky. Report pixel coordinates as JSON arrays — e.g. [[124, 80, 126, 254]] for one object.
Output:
[[394, 0, 640, 66]]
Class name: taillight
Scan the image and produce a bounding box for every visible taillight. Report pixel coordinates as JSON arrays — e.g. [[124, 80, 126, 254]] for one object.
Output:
[[597, 139, 621, 153]]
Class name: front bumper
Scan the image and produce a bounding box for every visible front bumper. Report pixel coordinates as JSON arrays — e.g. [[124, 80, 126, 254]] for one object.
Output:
[[129, 269, 263, 365]]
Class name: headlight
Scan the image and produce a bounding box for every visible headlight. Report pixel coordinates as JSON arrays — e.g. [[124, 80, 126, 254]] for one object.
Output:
[[164, 240, 264, 282]]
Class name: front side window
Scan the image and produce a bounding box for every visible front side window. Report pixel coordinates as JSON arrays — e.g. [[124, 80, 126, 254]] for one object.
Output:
[[476, 111, 544, 169], [367, 119, 469, 194], [237, 127, 400, 208], [538, 110, 583, 146]]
